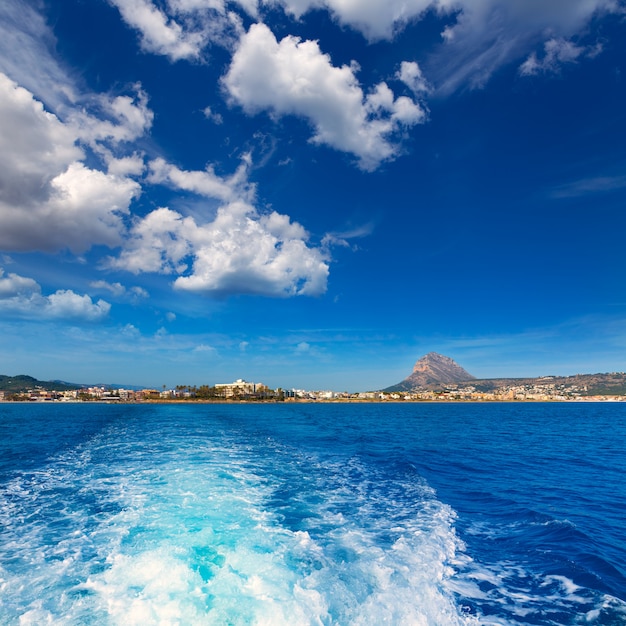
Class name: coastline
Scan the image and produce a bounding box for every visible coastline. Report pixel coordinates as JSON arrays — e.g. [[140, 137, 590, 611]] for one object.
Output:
[[2, 396, 625, 405]]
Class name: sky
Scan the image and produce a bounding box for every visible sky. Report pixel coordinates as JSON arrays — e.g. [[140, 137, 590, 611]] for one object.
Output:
[[0, 0, 625, 391]]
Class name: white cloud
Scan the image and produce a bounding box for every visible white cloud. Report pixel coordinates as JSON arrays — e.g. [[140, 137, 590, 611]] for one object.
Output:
[[69, 88, 154, 147], [0, 268, 111, 321], [0, 73, 81, 193], [322, 221, 375, 249], [110, 207, 195, 275], [148, 156, 252, 202], [551, 174, 626, 198], [130, 286, 150, 299], [111, 200, 329, 297], [121, 323, 141, 338], [106, 153, 146, 177], [202, 105, 223, 124], [45, 290, 111, 321], [193, 343, 217, 354], [108, 0, 205, 61], [90, 280, 127, 297], [0, 0, 77, 111], [175, 201, 329, 296], [519, 38, 590, 76], [0, 269, 38, 298], [397, 61, 431, 95], [273, 0, 435, 41], [108, 0, 248, 61], [0, 73, 142, 253], [223, 23, 426, 170], [90, 280, 150, 300]]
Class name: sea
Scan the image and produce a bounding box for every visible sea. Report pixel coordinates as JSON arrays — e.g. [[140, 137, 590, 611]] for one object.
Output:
[[1, 401, 625, 626]]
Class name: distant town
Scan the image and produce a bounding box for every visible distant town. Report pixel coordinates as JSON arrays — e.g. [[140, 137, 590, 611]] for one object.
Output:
[[2, 353, 626, 403], [1, 376, 626, 403]]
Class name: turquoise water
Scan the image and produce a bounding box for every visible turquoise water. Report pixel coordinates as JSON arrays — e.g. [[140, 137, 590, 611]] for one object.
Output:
[[0, 402, 625, 625]]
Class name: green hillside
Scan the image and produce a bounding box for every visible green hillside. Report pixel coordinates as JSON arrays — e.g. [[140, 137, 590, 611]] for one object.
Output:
[[0, 375, 81, 393]]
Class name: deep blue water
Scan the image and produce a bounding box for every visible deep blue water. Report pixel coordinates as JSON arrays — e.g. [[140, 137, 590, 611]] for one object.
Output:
[[1, 402, 625, 625]]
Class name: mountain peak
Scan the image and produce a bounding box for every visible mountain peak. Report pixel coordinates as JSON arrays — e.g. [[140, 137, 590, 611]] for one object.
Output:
[[385, 353, 475, 391]]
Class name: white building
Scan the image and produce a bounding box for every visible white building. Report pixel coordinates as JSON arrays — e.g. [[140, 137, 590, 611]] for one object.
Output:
[[214, 379, 266, 398]]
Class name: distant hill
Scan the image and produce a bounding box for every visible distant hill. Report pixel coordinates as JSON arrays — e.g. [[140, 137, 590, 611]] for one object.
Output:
[[385, 352, 475, 392], [383, 353, 626, 396], [467, 373, 626, 397], [0, 375, 81, 393]]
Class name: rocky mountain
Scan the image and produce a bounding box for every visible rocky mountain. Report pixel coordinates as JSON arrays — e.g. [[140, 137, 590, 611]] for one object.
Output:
[[383, 354, 626, 396], [385, 352, 475, 392]]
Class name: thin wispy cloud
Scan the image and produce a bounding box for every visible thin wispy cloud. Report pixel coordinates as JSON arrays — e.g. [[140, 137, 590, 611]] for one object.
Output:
[[551, 174, 626, 198]]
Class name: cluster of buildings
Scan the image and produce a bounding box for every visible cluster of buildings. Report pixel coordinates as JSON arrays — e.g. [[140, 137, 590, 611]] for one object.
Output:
[[374, 380, 626, 402], [0, 386, 142, 402], [2, 378, 625, 403], [0, 379, 353, 403]]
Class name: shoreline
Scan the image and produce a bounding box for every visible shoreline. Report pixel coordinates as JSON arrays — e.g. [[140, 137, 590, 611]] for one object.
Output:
[[2, 397, 625, 405]]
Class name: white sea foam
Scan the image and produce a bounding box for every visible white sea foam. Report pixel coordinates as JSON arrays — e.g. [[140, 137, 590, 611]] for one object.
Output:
[[0, 422, 478, 625]]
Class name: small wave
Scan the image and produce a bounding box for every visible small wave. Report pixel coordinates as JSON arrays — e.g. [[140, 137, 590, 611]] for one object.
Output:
[[449, 553, 626, 625]]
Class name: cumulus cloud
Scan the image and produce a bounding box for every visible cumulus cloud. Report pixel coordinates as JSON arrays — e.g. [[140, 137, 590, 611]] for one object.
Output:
[[0, 73, 141, 253], [397, 61, 431, 95], [175, 202, 329, 296], [110, 207, 195, 275], [0, 73, 81, 195], [0, 268, 111, 321], [223, 23, 426, 170], [110, 201, 329, 296]]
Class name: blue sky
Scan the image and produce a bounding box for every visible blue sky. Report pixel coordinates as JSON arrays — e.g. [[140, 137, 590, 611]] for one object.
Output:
[[0, 0, 625, 391]]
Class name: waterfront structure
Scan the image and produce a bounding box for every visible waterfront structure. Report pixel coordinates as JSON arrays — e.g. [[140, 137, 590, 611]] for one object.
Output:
[[214, 379, 267, 398]]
